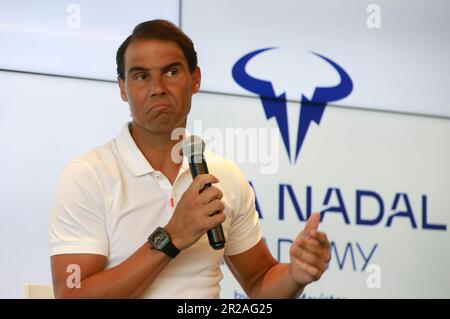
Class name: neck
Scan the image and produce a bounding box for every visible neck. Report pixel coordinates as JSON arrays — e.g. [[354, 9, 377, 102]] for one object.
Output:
[[129, 122, 185, 174]]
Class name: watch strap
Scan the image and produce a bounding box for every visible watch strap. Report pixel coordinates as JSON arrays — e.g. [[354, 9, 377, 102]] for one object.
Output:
[[161, 240, 180, 258]]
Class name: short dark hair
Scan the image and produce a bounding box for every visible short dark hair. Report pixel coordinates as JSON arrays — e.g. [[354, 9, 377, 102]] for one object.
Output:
[[116, 19, 198, 80]]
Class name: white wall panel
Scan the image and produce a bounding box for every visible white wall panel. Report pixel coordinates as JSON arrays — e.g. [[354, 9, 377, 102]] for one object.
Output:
[[188, 91, 450, 298], [0, 0, 179, 80], [182, 0, 450, 118], [0, 71, 129, 298]]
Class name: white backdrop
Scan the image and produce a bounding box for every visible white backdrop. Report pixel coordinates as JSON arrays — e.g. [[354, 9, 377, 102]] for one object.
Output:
[[0, 0, 179, 80], [188, 92, 450, 298], [0, 71, 128, 298], [183, 0, 450, 118], [0, 0, 449, 298]]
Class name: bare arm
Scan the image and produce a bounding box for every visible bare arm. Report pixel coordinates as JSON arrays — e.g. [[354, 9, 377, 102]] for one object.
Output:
[[226, 213, 331, 299], [225, 240, 306, 299], [51, 174, 226, 299], [51, 242, 172, 298]]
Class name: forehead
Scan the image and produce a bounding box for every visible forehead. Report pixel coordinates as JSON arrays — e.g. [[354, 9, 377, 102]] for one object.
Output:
[[124, 39, 187, 70]]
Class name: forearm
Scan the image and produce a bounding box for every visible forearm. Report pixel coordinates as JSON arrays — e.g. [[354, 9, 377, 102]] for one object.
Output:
[[249, 263, 305, 299], [59, 243, 171, 298]]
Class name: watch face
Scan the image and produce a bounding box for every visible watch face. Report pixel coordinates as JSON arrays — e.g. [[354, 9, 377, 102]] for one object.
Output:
[[150, 227, 169, 249]]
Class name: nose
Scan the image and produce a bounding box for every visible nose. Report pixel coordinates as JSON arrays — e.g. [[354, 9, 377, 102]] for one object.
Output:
[[149, 75, 167, 97]]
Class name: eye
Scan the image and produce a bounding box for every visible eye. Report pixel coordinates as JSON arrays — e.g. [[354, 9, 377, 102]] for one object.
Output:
[[136, 73, 148, 81], [166, 68, 179, 77]]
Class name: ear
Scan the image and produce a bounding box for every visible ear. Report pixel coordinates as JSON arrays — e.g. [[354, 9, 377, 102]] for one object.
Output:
[[117, 76, 128, 102], [192, 67, 201, 94]]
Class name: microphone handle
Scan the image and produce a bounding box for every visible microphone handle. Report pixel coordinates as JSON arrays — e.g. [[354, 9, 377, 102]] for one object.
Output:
[[188, 155, 226, 250]]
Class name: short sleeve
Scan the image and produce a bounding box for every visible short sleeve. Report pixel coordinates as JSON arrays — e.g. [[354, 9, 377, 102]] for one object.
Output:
[[224, 166, 262, 256], [49, 160, 109, 256]]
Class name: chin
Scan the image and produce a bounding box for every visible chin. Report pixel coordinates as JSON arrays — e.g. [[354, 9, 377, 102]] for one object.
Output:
[[148, 123, 180, 136]]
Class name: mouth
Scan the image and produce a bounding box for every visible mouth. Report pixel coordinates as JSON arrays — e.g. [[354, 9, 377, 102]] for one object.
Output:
[[148, 103, 172, 114]]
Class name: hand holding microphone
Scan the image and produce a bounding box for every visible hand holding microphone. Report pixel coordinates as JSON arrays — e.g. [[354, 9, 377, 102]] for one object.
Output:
[[182, 135, 226, 250], [164, 135, 226, 251]]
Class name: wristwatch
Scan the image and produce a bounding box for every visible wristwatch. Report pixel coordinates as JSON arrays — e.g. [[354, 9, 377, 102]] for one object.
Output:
[[148, 227, 180, 258]]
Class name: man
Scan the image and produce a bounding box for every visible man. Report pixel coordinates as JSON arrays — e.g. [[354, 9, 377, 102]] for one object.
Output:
[[49, 19, 330, 298]]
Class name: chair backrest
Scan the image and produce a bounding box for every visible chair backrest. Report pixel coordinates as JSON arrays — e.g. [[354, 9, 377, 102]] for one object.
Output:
[[24, 283, 55, 299]]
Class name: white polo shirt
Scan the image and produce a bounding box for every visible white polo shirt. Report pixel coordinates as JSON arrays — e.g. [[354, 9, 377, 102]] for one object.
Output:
[[49, 122, 262, 298]]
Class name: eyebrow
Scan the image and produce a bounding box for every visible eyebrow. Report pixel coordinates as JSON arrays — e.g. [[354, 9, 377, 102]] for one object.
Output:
[[127, 62, 183, 75], [128, 66, 149, 75], [161, 62, 183, 73]]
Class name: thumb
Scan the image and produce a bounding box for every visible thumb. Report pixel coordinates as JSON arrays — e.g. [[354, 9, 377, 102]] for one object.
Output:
[[302, 212, 321, 238]]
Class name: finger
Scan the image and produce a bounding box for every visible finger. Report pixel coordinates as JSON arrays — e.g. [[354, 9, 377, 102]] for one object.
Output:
[[294, 259, 319, 279], [198, 186, 223, 204], [203, 199, 225, 217], [191, 174, 219, 193], [292, 246, 320, 266], [302, 212, 321, 238], [204, 210, 226, 230], [295, 236, 331, 262], [296, 237, 319, 252], [310, 231, 329, 247], [294, 238, 323, 260]]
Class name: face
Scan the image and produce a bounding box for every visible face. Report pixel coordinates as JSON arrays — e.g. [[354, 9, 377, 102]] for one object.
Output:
[[118, 39, 201, 135]]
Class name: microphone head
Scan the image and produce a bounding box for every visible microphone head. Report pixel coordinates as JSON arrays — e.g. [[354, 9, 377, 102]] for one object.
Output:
[[182, 135, 205, 158]]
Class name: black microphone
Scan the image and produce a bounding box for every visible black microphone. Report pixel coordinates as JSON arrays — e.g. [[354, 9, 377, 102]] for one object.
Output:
[[182, 135, 225, 250]]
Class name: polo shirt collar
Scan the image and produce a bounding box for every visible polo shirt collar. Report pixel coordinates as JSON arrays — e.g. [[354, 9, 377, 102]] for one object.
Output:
[[115, 122, 190, 177]]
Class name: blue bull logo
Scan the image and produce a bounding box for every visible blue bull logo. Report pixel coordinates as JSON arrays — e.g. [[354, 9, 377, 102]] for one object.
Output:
[[232, 48, 353, 164]]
